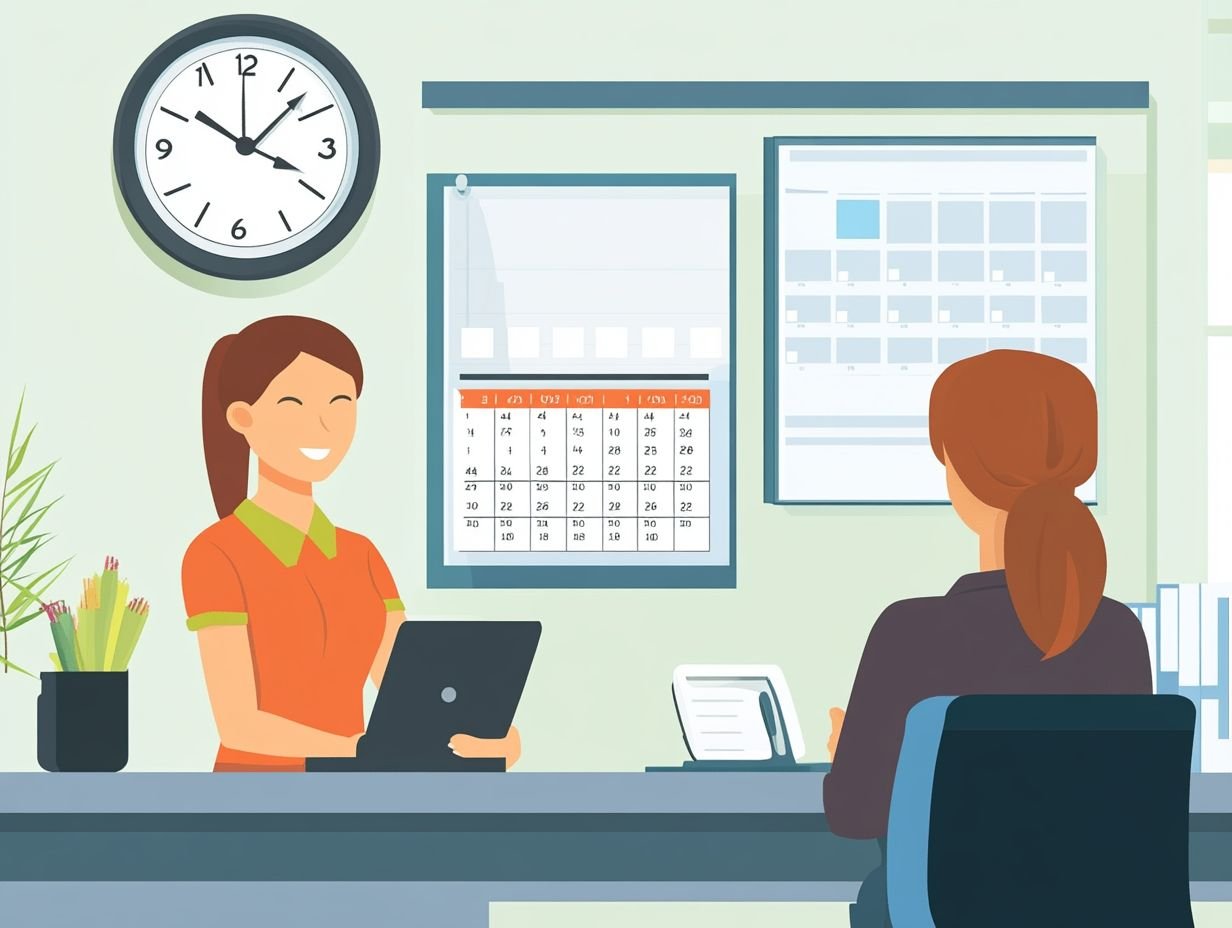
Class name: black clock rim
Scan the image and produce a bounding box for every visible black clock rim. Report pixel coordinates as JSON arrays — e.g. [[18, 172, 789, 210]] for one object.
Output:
[[113, 14, 380, 281]]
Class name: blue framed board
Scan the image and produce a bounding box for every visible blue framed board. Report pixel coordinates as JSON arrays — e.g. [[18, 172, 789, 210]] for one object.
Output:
[[427, 173, 736, 588]]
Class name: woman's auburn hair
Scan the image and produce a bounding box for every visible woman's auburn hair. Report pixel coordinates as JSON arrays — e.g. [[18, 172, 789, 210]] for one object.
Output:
[[929, 349, 1106, 659], [201, 316, 364, 519]]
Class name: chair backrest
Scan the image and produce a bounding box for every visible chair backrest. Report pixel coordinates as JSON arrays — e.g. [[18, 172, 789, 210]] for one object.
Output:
[[886, 694, 1195, 928]]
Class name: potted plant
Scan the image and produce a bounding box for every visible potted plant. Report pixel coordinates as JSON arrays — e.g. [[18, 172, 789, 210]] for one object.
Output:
[[37, 558, 152, 772]]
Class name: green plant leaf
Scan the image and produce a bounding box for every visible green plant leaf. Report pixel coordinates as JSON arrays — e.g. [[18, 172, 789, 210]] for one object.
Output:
[[6, 390, 25, 465], [0, 608, 45, 633], [6, 425, 34, 480], [2, 495, 61, 545], [0, 653, 35, 677], [2, 466, 51, 523], [2, 534, 51, 577], [3, 557, 70, 609], [0, 529, 48, 557], [4, 501, 55, 549], [3, 460, 54, 503]]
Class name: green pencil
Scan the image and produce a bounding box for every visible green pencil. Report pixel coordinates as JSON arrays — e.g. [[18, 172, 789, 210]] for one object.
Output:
[[96, 556, 120, 671], [45, 600, 79, 672], [111, 597, 150, 672], [76, 576, 100, 671]]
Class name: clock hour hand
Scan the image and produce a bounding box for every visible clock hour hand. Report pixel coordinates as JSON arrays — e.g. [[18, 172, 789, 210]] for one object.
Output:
[[194, 110, 240, 143], [252, 93, 306, 147]]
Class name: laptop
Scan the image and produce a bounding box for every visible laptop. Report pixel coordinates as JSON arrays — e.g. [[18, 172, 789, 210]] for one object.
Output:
[[306, 620, 541, 772]]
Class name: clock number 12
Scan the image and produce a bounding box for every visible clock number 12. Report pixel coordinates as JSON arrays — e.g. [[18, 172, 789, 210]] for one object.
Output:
[[235, 54, 257, 76]]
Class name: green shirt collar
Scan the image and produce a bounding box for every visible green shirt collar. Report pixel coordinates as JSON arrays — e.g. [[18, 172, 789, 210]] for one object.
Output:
[[234, 499, 337, 567]]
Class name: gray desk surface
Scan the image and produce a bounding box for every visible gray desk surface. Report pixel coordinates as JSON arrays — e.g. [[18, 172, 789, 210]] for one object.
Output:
[[1, 771, 1228, 814]]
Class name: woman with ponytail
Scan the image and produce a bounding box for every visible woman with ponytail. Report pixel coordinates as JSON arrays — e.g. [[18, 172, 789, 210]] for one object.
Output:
[[182, 316, 520, 772], [824, 350, 1151, 927]]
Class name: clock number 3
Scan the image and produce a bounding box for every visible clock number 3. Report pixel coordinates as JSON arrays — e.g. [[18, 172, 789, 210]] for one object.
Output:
[[318, 138, 336, 160]]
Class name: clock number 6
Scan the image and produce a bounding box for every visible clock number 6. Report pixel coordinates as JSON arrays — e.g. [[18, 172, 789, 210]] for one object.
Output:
[[235, 54, 257, 76], [231, 219, 247, 240], [155, 139, 173, 160], [318, 138, 336, 160]]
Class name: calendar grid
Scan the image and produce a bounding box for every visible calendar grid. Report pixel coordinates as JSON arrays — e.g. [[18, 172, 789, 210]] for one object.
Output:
[[454, 388, 710, 554]]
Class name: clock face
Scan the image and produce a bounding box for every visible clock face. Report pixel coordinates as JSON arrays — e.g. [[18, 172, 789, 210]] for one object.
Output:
[[114, 17, 379, 279], [134, 38, 358, 258]]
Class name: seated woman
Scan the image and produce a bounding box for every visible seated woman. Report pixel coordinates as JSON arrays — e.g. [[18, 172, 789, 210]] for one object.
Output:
[[824, 350, 1151, 928]]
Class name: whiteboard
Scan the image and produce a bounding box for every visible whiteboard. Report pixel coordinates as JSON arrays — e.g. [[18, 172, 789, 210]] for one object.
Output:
[[765, 137, 1098, 504], [427, 174, 736, 588]]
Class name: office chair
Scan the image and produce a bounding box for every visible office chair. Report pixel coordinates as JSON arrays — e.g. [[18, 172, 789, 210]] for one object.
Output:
[[885, 694, 1195, 928]]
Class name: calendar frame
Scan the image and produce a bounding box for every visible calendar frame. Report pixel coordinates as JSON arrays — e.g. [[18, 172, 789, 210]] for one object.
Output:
[[762, 135, 1101, 505], [426, 173, 737, 588]]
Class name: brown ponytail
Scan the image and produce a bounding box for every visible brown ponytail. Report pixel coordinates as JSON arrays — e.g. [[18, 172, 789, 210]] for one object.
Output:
[[200, 316, 364, 519], [929, 350, 1105, 659]]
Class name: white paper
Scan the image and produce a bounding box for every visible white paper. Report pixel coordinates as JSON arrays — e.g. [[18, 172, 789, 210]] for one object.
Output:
[[594, 326, 628, 359], [1159, 586, 1180, 673], [1201, 585, 1225, 685], [460, 327, 494, 359], [1179, 583, 1201, 686], [552, 327, 585, 359], [1141, 604, 1158, 688], [507, 326, 540, 359], [641, 327, 676, 359]]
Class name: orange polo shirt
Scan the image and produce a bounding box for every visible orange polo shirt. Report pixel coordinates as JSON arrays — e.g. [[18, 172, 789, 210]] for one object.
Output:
[[181, 499, 403, 772]]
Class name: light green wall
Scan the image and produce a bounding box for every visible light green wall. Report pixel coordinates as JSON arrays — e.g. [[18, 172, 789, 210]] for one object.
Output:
[[0, 0, 1208, 787]]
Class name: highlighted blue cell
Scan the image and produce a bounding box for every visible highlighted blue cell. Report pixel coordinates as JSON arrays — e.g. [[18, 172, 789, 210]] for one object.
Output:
[[837, 199, 881, 240]]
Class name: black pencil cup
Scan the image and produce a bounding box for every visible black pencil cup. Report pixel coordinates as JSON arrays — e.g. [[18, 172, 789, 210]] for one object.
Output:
[[37, 671, 128, 772]]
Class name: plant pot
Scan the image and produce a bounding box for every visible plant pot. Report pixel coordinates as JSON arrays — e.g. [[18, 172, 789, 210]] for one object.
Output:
[[37, 671, 128, 772]]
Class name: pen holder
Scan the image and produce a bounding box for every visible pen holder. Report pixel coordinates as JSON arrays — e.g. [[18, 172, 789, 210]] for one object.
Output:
[[37, 671, 128, 772]]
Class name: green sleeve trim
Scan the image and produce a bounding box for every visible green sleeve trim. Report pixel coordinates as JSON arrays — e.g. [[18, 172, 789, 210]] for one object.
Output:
[[186, 611, 249, 631], [384, 598, 405, 613]]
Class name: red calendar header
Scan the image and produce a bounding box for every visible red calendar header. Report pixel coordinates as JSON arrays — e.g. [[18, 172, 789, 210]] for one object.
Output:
[[458, 389, 710, 409]]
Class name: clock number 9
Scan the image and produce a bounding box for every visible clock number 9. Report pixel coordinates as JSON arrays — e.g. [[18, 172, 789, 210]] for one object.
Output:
[[235, 53, 257, 76], [154, 139, 172, 160], [231, 219, 247, 240], [318, 138, 336, 160]]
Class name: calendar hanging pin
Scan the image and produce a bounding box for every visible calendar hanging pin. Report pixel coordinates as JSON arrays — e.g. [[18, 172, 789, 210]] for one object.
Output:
[[455, 173, 469, 197]]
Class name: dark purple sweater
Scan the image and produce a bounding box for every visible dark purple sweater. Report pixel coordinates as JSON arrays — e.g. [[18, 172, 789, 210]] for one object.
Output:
[[823, 569, 1153, 839]]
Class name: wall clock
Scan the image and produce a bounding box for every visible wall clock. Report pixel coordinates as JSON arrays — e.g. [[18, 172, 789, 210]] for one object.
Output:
[[113, 15, 380, 280]]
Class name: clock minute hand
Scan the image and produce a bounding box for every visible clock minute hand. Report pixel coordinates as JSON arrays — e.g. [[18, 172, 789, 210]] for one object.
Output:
[[194, 110, 240, 143], [251, 93, 306, 147], [252, 149, 303, 172]]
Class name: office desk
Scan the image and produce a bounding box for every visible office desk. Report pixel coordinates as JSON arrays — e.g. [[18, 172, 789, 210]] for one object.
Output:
[[1, 772, 1229, 926]]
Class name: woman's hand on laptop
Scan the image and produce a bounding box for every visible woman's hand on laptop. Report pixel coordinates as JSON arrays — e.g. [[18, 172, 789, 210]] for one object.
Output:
[[449, 726, 522, 768]]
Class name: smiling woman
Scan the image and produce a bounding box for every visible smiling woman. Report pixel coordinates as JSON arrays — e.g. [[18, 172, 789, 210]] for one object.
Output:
[[182, 316, 520, 771]]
